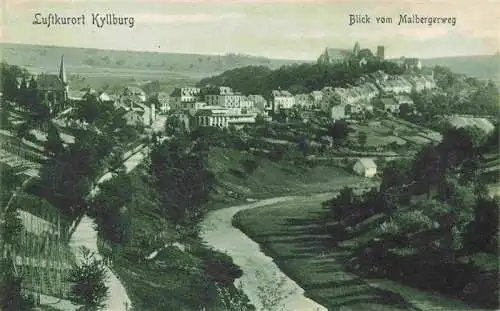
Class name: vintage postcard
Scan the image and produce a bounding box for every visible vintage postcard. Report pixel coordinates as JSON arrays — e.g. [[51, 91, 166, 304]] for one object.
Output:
[[0, 0, 498, 310]]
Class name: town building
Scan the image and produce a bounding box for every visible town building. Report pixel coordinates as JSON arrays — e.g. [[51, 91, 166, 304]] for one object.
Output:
[[204, 86, 248, 109], [247, 94, 269, 113], [271, 90, 295, 112], [123, 102, 156, 127], [68, 90, 85, 101], [311, 91, 323, 107], [375, 76, 413, 94], [98, 92, 118, 105], [150, 92, 170, 113], [294, 93, 314, 109], [195, 105, 257, 129], [170, 87, 201, 110], [353, 158, 377, 178], [123, 86, 146, 103], [195, 106, 230, 128], [394, 95, 414, 107], [35, 55, 69, 113], [377, 97, 400, 114], [330, 105, 346, 120]]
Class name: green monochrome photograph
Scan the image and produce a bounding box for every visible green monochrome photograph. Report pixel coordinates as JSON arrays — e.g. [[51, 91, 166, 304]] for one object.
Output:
[[0, 0, 498, 310]]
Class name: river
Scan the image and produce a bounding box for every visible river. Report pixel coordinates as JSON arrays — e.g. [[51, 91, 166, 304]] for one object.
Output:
[[201, 197, 328, 311]]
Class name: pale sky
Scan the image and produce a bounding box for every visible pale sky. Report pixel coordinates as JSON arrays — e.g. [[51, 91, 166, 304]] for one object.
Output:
[[1, 0, 499, 60]]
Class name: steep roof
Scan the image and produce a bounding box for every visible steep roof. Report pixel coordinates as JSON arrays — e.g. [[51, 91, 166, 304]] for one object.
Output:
[[123, 86, 145, 96], [380, 97, 397, 106], [36, 74, 65, 91], [355, 158, 377, 169]]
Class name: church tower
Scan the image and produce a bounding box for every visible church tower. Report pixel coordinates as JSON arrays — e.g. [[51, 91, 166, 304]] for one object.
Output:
[[59, 55, 68, 101]]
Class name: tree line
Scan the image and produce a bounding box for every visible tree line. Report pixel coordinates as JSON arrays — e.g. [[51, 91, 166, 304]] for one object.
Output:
[[197, 60, 403, 100]]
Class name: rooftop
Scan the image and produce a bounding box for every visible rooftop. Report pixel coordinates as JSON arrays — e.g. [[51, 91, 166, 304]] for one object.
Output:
[[36, 74, 65, 91], [356, 158, 377, 169]]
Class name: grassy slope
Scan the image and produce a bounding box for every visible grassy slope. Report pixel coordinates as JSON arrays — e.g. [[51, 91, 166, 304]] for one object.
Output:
[[234, 194, 491, 311], [110, 145, 371, 310], [106, 167, 211, 311], [207, 147, 365, 204]]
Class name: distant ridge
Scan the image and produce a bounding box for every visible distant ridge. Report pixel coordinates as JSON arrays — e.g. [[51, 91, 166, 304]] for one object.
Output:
[[421, 54, 500, 85], [0, 42, 308, 78]]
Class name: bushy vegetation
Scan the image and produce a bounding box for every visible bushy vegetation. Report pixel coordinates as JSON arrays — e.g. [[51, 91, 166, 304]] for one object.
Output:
[[150, 133, 216, 231], [197, 60, 403, 99], [321, 126, 500, 309], [407, 66, 499, 128], [68, 247, 109, 311], [102, 165, 253, 311]]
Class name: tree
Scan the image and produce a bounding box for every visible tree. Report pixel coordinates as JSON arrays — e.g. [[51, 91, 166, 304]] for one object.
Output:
[[297, 135, 311, 156], [328, 187, 355, 221], [255, 271, 296, 311], [0, 104, 11, 130], [216, 282, 252, 311], [89, 174, 132, 244], [399, 103, 413, 117], [76, 94, 101, 124], [0, 258, 33, 311], [357, 131, 368, 148], [69, 247, 109, 311], [412, 145, 440, 197], [44, 123, 65, 157], [325, 120, 351, 142], [464, 197, 499, 254], [151, 138, 216, 227], [0, 207, 23, 251]]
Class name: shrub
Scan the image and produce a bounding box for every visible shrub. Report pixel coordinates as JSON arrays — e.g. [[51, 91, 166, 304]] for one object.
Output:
[[68, 247, 109, 311]]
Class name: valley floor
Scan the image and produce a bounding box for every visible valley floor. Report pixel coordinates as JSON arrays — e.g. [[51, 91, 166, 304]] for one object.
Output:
[[234, 193, 492, 311]]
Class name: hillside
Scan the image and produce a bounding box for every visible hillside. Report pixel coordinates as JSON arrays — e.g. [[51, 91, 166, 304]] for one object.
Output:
[[0, 43, 306, 80], [421, 54, 500, 86]]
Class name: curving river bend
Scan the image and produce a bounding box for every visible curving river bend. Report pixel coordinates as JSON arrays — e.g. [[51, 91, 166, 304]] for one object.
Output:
[[201, 197, 328, 311]]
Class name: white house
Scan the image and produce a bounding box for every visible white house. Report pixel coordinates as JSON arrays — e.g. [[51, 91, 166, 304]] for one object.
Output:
[[353, 158, 377, 178], [331, 105, 346, 120], [272, 90, 295, 112]]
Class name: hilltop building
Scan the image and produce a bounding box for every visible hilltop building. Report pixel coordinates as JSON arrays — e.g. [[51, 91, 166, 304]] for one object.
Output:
[[377, 46, 385, 59], [393, 57, 422, 70], [317, 42, 362, 65]]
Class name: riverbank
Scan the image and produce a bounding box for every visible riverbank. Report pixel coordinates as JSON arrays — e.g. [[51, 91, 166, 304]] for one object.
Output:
[[234, 193, 491, 311], [201, 196, 328, 311]]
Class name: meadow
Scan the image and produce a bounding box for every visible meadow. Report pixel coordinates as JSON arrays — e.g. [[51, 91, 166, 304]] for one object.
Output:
[[234, 194, 493, 311]]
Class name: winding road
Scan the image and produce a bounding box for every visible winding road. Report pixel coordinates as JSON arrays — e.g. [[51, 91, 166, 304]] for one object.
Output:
[[68, 145, 149, 311]]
